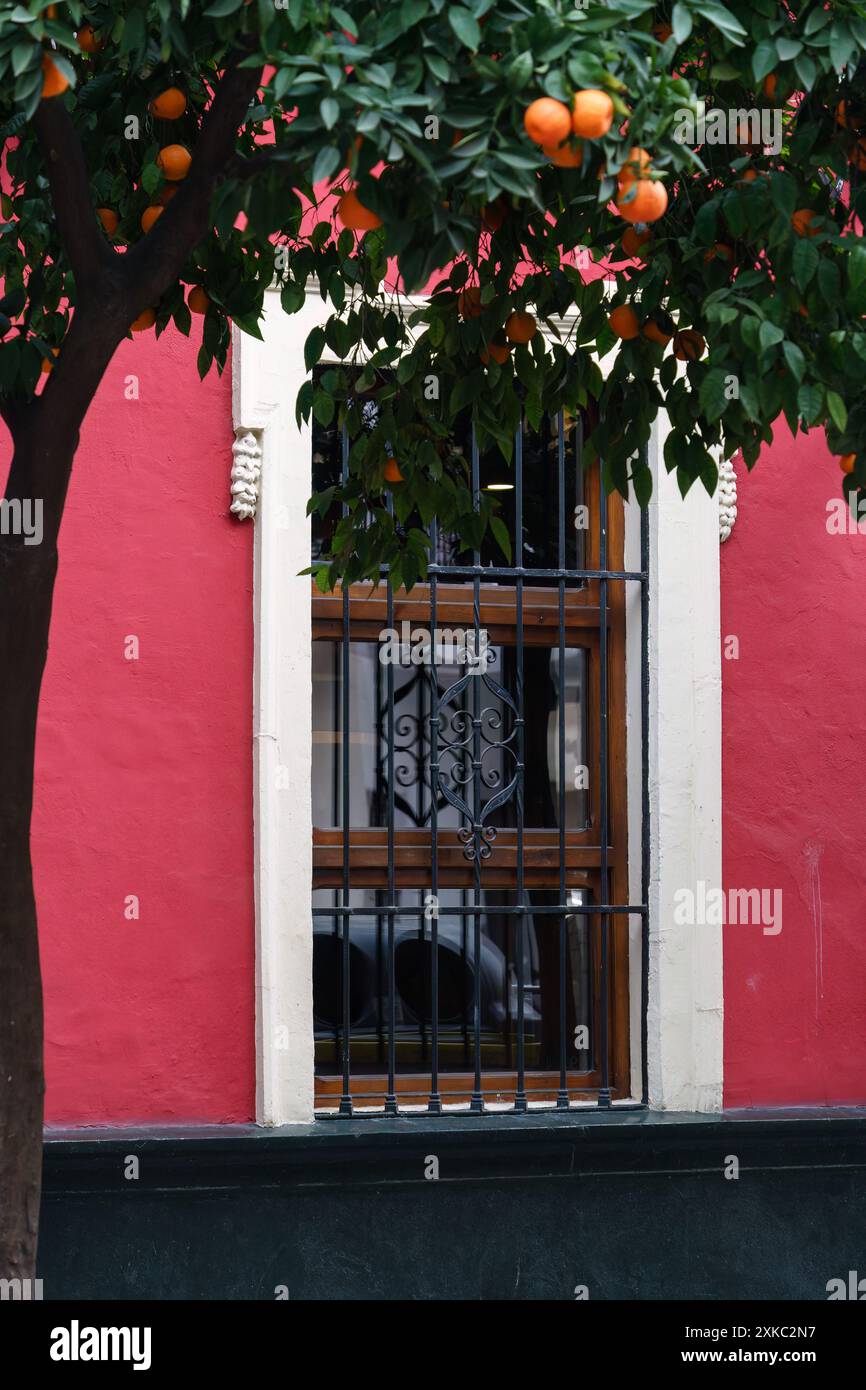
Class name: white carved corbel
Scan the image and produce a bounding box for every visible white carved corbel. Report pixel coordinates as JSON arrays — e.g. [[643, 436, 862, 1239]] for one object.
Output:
[[718, 455, 738, 542], [230, 428, 262, 520]]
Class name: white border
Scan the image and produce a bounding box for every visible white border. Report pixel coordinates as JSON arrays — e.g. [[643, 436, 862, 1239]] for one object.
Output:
[[234, 287, 724, 1121]]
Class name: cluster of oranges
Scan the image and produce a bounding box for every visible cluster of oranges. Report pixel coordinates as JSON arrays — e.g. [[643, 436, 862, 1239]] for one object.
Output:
[[38, 29, 208, 338], [522, 92, 668, 224], [607, 303, 704, 359]]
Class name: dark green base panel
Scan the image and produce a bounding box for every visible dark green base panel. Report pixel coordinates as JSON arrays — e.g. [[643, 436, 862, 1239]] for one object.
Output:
[[38, 1109, 866, 1300]]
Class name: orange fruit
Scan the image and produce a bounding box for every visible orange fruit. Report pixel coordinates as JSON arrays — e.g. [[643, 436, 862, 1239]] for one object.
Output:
[[673, 329, 705, 360], [158, 182, 180, 205], [384, 457, 404, 484], [523, 97, 572, 148], [621, 225, 651, 257], [337, 188, 382, 231], [839, 453, 856, 473], [131, 308, 157, 332], [41, 54, 68, 99], [608, 305, 641, 339], [157, 144, 192, 181], [850, 138, 866, 172], [617, 147, 653, 189], [652, 22, 673, 42], [763, 74, 777, 100], [97, 207, 118, 236], [617, 178, 668, 224], [543, 138, 583, 168], [703, 242, 734, 263], [140, 205, 164, 233], [40, 347, 59, 374], [76, 25, 104, 54], [480, 341, 510, 365], [188, 286, 210, 314], [836, 100, 858, 131], [791, 208, 817, 237], [149, 87, 187, 120], [571, 89, 614, 139], [505, 310, 537, 344], [642, 319, 672, 346], [458, 286, 483, 318], [481, 197, 507, 232]]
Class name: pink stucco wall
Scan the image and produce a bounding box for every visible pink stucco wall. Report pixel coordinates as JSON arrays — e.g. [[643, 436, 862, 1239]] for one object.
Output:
[[11, 327, 256, 1125], [722, 427, 866, 1106], [7, 311, 865, 1122]]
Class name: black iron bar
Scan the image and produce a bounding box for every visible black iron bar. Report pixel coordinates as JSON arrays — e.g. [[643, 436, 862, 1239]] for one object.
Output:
[[339, 422, 353, 1116], [513, 419, 527, 1114], [557, 410, 569, 1110], [384, 500, 397, 1116], [597, 454, 611, 1110], [470, 428, 484, 1114], [314, 903, 647, 917], [428, 515, 443, 1114]]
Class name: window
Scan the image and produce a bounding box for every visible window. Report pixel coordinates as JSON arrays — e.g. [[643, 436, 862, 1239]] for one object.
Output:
[[310, 373, 636, 1113]]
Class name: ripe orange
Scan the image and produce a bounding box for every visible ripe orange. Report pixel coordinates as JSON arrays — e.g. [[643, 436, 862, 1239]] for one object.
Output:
[[850, 138, 866, 172], [97, 207, 118, 236], [617, 178, 668, 224], [337, 188, 382, 231], [149, 88, 187, 120], [157, 144, 192, 181], [41, 54, 68, 99], [76, 25, 104, 54], [791, 208, 817, 237], [523, 97, 572, 148], [652, 22, 673, 42], [458, 286, 483, 318], [703, 242, 734, 263], [571, 89, 614, 139], [480, 341, 510, 365], [763, 74, 777, 100], [621, 225, 651, 257], [642, 319, 672, 346], [543, 138, 583, 168], [505, 310, 537, 343], [140, 205, 164, 233], [158, 182, 180, 205], [608, 305, 640, 339], [840, 453, 856, 474], [673, 329, 705, 360], [40, 347, 59, 374], [384, 458, 404, 484], [836, 100, 859, 131], [617, 147, 653, 189], [131, 308, 157, 332], [188, 286, 210, 314]]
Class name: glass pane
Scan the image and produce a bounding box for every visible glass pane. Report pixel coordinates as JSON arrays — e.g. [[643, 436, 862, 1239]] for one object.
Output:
[[312, 639, 589, 832], [312, 887, 592, 1079]]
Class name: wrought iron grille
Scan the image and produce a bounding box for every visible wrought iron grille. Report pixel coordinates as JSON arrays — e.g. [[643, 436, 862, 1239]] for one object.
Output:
[[311, 387, 649, 1115]]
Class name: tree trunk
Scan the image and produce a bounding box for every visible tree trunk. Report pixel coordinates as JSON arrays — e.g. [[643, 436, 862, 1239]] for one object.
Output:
[[0, 447, 63, 1280]]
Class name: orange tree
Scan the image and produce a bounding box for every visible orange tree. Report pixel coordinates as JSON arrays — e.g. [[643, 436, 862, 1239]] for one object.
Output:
[[1, 0, 865, 1276]]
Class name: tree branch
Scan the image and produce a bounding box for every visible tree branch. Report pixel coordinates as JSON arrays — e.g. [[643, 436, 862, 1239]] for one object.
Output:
[[32, 97, 112, 299], [120, 53, 264, 316]]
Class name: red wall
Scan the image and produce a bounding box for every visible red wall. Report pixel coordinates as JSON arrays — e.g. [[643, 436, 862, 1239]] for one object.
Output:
[[5, 328, 256, 1125], [722, 426, 866, 1106]]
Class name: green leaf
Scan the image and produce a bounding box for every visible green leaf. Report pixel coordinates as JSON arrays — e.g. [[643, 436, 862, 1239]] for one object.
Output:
[[672, 3, 692, 45], [304, 325, 326, 371], [797, 382, 823, 425], [782, 342, 805, 382], [447, 8, 481, 49], [826, 390, 848, 432], [792, 237, 818, 291]]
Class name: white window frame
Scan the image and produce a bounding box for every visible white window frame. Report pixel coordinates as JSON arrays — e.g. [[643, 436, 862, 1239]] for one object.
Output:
[[232, 285, 723, 1123]]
